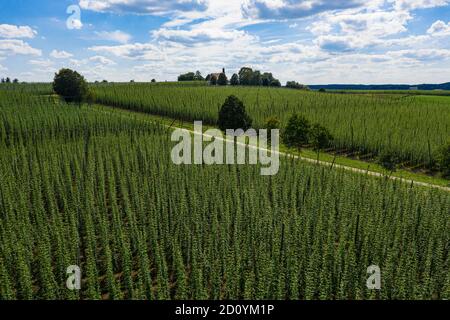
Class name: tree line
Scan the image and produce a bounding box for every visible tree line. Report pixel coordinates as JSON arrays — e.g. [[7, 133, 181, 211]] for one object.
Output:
[[1, 77, 19, 84], [178, 67, 311, 89]]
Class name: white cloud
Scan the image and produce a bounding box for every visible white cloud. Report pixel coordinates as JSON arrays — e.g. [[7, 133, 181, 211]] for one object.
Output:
[[50, 50, 73, 59], [95, 30, 132, 44], [0, 40, 41, 56], [307, 21, 332, 35], [390, 48, 450, 60], [89, 55, 117, 65], [427, 20, 450, 35], [79, 0, 208, 15], [391, 0, 450, 11], [243, 0, 366, 20], [0, 24, 37, 39], [29, 59, 54, 68], [89, 42, 164, 60], [152, 28, 255, 44]]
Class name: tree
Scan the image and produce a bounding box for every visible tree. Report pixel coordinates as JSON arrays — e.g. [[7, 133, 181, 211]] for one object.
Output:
[[178, 72, 196, 81], [270, 79, 281, 87], [239, 67, 253, 86], [52, 68, 89, 103], [0, 78, 4, 83], [205, 74, 211, 82], [286, 81, 309, 90], [251, 70, 262, 86], [194, 71, 204, 81], [319, 88, 326, 93], [5, 77, 11, 83], [262, 72, 277, 86], [283, 114, 311, 151], [218, 95, 253, 132], [13, 79, 19, 84], [230, 74, 239, 86], [435, 140, 450, 178], [217, 73, 228, 86], [102, 80, 108, 83], [309, 124, 333, 162], [151, 79, 156, 83]]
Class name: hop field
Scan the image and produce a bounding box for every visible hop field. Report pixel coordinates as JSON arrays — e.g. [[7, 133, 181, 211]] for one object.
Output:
[[91, 83, 450, 167], [0, 90, 448, 300]]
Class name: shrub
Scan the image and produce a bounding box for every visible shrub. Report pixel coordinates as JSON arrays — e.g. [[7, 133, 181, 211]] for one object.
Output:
[[218, 95, 253, 131], [309, 124, 333, 161], [53, 68, 89, 103], [310, 124, 333, 151], [283, 114, 311, 150]]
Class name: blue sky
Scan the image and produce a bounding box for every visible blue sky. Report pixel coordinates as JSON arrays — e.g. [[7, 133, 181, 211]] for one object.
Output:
[[1, 0, 450, 84]]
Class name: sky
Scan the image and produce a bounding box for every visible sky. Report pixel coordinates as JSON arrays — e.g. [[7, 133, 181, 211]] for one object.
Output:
[[1, 0, 450, 84]]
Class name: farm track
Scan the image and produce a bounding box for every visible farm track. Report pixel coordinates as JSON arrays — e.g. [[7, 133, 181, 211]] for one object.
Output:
[[94, 104, 450, 193]]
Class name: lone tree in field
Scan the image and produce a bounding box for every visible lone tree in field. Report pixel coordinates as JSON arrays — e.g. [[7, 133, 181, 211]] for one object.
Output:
[[283, 114, 311, 151], [217, 73, 228, 86], [218, 95, 253, 132], [309, 123, 333, 162], [53, 68, 89, 103]]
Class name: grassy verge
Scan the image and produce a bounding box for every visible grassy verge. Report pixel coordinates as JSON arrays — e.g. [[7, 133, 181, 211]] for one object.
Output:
[[91, 104, 450, 189]]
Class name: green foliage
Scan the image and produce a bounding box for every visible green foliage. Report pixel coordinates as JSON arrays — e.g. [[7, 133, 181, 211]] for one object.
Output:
[[218, 95, 253, 131], [178, 72, 195, 81], [310, 124, 334, 151], [265, 117, 281, 131], [283, 114, 311, 150], [435, 140, 450, 177], [238, 67, 253, 86], [270, 79, 281, 87], [286, 81, 309, 90], [237, 68, 280, 87], [52, 68, 89, 103], [89, 83, 450, 168], [230, 74, 239, 86], [0, 89, 448, 300]]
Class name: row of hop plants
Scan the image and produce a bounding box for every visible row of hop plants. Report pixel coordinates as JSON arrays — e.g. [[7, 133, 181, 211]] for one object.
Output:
[[218, 95, 450, 178], [88, 82, 450, 168], [1, 84, 448, 300], [0, 115, 448, 300]]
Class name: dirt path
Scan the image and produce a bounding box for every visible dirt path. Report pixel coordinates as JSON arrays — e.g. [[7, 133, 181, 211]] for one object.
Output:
[[93, 105, 450, 193]]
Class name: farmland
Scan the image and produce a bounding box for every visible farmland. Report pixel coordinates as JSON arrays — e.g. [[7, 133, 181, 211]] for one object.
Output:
[[91, 83, 450, 168], [0, 88, 449, 300]]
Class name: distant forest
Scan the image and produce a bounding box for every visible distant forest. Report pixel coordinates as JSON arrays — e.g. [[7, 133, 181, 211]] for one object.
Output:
[[309, 82, 450, 91]]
